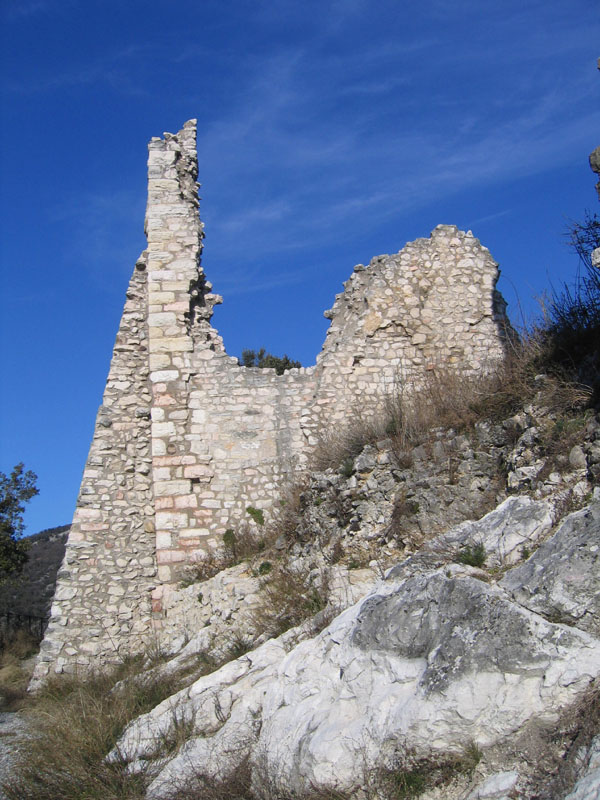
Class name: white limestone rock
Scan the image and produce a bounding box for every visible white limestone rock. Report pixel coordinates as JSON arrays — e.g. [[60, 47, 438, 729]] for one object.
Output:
[[115, 501, 600, 798], [465, 770, 519, 799], [562, 735, 600, 800], [501, 501, 600, 635], [386, 495, 554, 582], [254, 572, 599, 793]]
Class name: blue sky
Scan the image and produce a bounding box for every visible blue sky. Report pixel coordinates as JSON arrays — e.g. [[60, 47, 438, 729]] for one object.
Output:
[[1, 0, 599, 534]]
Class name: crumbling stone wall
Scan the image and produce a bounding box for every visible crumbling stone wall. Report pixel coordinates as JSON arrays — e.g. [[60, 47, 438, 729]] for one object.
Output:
[[32, 253, 156, 685], [33, 120, 511, 681], [313, 227, 509, 421]]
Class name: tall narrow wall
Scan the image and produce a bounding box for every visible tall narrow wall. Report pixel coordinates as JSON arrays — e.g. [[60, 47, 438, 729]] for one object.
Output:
[[36, 120, 512, 678], [31, 253, 156, 685]]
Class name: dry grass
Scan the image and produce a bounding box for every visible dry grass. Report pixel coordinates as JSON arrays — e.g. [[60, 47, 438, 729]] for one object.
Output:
[[313, 407, 388, 471], [0, 629, 39, 710], [361, 742, 482, 800], [313, 324, 593, 473], [3, 657, 182, 800], [180, 524, 273, 586], [250, 564, 332, 638], [161, 755, 352, 799]]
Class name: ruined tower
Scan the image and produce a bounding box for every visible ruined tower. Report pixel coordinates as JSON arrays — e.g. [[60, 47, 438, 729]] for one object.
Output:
[[32, 121, 511, 683]]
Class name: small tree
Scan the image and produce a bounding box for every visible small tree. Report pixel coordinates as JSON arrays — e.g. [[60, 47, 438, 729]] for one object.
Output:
[[543, 213, 600, 402], [0, 463, 38, 577], [564, 210, 600, 275], [239, 348, 301, 375]]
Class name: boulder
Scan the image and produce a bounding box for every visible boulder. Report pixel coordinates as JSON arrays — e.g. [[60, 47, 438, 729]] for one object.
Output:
[[501, 502, 600, 635], [115, 505, 600, 797]]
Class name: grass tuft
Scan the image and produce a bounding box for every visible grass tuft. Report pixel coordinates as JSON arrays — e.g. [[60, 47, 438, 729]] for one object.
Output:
[[3, 657, 182, 800]]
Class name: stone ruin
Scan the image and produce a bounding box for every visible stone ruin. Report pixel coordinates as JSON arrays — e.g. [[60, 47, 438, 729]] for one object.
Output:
[[32, 120, 511, 682]]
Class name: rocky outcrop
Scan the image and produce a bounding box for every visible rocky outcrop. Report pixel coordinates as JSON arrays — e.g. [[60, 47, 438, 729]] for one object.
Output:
[[563, 736, 600, 800], [114, 494, 600, 799], [501, 502, 600, 635]]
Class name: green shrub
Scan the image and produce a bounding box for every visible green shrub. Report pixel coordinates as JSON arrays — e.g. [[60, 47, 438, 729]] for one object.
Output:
[[251, 565, 330, 637], [222, 528, 236, 557], [379, 766, 428, 798], [239, 348, 301, 375], [340, 458, 355, 478], [246, 506, 265, 526], [455, 542, 486, 568]]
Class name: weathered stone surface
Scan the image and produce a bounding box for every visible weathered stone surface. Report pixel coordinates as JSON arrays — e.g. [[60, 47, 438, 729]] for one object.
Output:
[[31, 243, 156, 687], [590, 145, 600, 201], [465, 771, 519, 800], [501, 501, 600, 635], [39, 119, 514, 675], [115, 500, 600, 798], [562, 735, 600, 800]]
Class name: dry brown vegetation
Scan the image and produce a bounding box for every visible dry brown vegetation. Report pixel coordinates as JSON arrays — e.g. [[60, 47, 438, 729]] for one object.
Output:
[[0, 629, 39, 710], [3, 658, 181, 800], [314, 323, 595, 473], [250, 563, 333, 638], [179, 522, 275, 585]]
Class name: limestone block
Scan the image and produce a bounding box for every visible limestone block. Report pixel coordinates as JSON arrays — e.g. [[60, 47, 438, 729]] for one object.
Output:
[[156, 532, 172, 549], [155, 510, 189, 528], [149, 337, 194, 353], [151, 370, 179, 383]]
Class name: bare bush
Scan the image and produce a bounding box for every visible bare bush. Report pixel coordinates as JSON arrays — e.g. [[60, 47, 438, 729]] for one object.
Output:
[[3, 657, 182, 800], [311, 322, 593, 475], [250, 564, 332, 638]]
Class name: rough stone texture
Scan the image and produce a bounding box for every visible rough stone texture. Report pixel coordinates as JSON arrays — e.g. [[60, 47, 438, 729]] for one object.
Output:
[[31, 251, 156, 686], [465, 771, 519, 800], [501, 502, 600, 635], [154, 561, 376, 659], [315, 226, 510, 422], [563, 736, 600, 800], [37, 119, 512, 676], [114, 500, 600, 799], [590, 145, 600, 202], [0, 713, 28, 800]]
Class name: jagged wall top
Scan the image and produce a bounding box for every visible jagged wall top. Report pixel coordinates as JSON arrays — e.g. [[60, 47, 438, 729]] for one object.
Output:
[[145, 120, 223, 352], [33, 121, 513, 682]]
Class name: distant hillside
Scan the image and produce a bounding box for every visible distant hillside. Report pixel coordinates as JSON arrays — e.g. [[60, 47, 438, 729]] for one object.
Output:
[[0, 525, 69, 621]]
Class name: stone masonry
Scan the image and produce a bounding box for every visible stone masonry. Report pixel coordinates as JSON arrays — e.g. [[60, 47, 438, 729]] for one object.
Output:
[[32, 120, 511, 683]]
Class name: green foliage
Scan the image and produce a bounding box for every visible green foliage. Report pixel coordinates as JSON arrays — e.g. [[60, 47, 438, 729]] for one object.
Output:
[[0, 463, 38, 578], [222, 528, 236, 558], [258, 561, 272, 575], [340, 458, 355, 478], [457, 741, 483, 774], [251, 565, 331, 637], [239, 347, 301, 375], [379, 766, 428, 798], [455, 542, 487, 568], [246, 506, 264, 526]]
